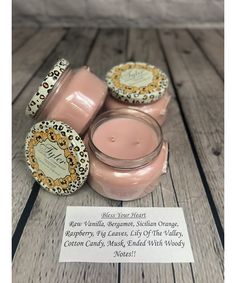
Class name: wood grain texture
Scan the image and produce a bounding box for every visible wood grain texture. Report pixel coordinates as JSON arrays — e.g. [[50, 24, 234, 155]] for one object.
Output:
[[121, 189, 177, 283], [121, 29, 189, 283], [159, 29, 224, 228], [12, 29, 127, 283], [12, 27, 39, 53], [12, 185, 119, 283], [216, 29, 224, 37], [121, 28, 223, 283], [12, 28, 66, 102], [12, 28, 97, 233], [189, 29, 224, 78], [12, 28, 224, 283], [86, 28, 128, 79]]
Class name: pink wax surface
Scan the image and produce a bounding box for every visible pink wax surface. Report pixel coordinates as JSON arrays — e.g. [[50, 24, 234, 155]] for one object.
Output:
[[85, 116, 168, 201], [104, 92, 171, 126], [92, 117, 159, 159], [40, 68, 107, 134]]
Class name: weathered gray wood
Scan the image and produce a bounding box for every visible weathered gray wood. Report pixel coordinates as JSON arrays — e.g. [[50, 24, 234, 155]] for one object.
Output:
[[12, 27, 39, 53], [12, 28, 98, 233], [216, 29, 224, 37], [12, 29, 127, 283], [190, 29, 224, 78], [12, 28, 66, 102], [86, 28, 127, 79], [121, 29, 188, 283], [121, 28, 223, 283], [12, 28, 224, 283], [12, 184, 119, 283], [159, 29, 224, 228], [121, 191, 176, 283]]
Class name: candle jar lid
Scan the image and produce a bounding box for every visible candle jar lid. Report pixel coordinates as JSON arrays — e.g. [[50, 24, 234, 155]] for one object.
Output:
[[25, 58, 70, 117], [25, 120, 89, 195], [105, 62, 169, 104]]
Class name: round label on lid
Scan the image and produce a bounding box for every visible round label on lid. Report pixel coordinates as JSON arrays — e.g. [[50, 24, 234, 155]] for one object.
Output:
[[25, 58, 70, 118], [106, 62, 169, 104], [25, 120, 89, 195]]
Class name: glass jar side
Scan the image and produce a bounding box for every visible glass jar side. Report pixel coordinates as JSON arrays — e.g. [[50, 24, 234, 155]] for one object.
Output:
[[37, 66, 108, 135], [86, 108, 168, 200], [85, 136, 168, 201], [104, 90, 171, 126]]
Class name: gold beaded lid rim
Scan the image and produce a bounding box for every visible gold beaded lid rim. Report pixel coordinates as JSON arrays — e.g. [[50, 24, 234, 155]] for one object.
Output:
[[105, 62, 169, 104], [25, 58, 70, 118], [25, 120, 89, 196]]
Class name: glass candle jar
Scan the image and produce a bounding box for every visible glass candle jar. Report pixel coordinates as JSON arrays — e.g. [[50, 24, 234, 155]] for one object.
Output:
[[85, 109, 168, 201], [25, 58, 108, 134], [104, 62, 171, 125]]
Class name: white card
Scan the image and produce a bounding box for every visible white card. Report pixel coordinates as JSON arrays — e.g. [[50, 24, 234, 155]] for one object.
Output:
[[59, 206, 194, 263]]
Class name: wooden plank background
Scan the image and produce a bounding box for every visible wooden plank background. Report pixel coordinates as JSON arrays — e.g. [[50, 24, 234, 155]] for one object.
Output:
[[159, 29, 224, 229], [12, 28, 224, 283], [189, 29, 224, 79]]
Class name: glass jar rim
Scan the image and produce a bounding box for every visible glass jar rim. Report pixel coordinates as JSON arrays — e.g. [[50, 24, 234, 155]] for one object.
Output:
[[88, 108, 163, 169]]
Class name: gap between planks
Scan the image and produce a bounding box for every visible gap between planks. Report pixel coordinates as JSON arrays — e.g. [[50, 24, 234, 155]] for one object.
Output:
[[12, 182, 40, 259], [121, 28, 223, 283], [157, 30, 224, 245], [12, 28, 223, 283], [12, 29, 70, 234], [13, 28, 126, 283], [12, 27, 98, 240], [12, 27, 41, 53], [187, 29, 224, 80], [158, 29, 224, 230], [12, 28, 68, 103]]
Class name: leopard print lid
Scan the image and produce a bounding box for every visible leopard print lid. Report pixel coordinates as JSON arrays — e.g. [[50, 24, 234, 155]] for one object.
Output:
[[25, 120, 89, 196], [25, 58, 70, 118], [105, 62, 169, 104]]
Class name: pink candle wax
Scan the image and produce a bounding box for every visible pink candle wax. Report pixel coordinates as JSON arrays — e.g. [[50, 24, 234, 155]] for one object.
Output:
[[92, 118, 159, 159], [86, 109, 168, 201], [104, 92, 171, 126], [26, 59, 107, 134], [39, 68, 107, 134]]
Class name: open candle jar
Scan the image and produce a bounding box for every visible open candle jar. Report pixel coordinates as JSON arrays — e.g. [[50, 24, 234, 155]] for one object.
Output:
[[104, 62, 171, 125], [24, 109, 168, 198], [25, 58, 107, 134], [85, 109, 169, 201]]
